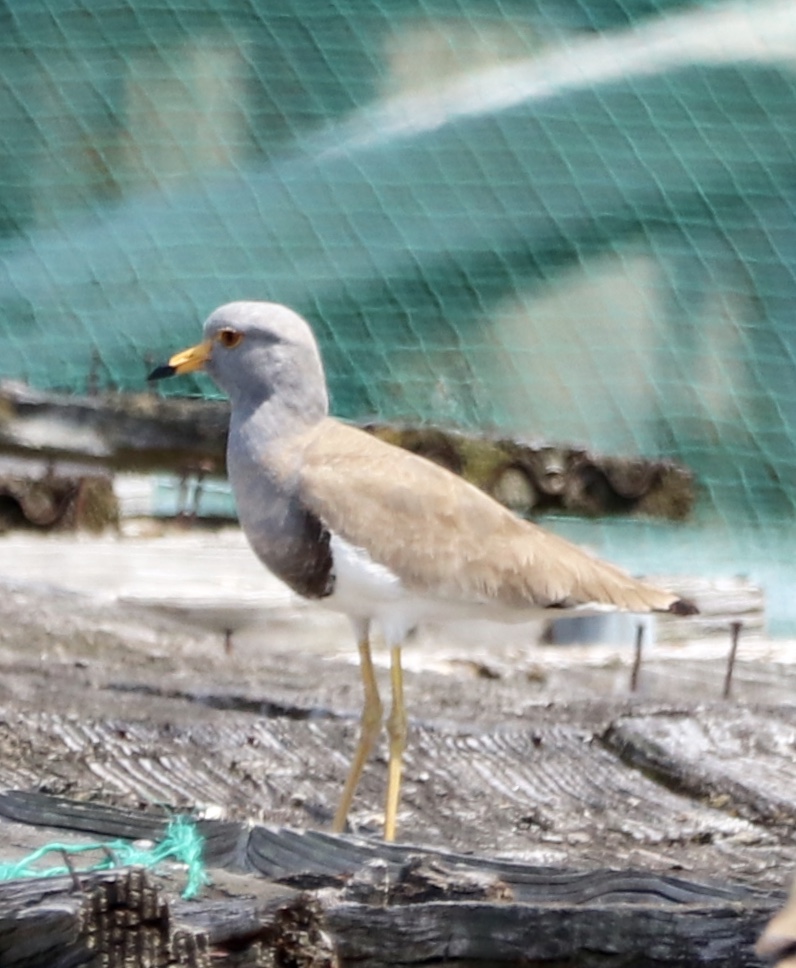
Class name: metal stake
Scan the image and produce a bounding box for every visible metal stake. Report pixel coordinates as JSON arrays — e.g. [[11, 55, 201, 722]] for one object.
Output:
[[722, 621, 743, 699], [630, 622, 644, 692]]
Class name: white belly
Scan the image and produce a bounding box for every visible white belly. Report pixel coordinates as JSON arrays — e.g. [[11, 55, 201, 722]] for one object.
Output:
[[322, 532, 404, 620], [321, 532, 545, 646]]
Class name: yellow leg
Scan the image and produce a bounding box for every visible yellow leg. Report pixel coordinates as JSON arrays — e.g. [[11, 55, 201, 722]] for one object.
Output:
[[332, 632, 383, 834], [384, 645, 407, 842]]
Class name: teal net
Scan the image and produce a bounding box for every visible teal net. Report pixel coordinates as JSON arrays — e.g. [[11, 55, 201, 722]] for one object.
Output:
[[0, 816, 208, 899], [1, 1, 795, 628]]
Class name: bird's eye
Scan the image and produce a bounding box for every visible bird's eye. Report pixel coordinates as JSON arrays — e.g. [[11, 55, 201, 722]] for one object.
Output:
[[216, 328, 243, 349]]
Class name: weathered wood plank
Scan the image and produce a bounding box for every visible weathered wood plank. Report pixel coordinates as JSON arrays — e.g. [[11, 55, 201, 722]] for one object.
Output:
[[605, 708, 796, 827], [170, 887, 332, 968], [0, 707, 763, 871], [0, 793, 782, 968], [0, 868, 170, 968], [0, 865, 333, 968], [0, 862, 778, 968], [325, 897, 775, 968], [0, 707, 790, 895], [0, 573, 790, 875]]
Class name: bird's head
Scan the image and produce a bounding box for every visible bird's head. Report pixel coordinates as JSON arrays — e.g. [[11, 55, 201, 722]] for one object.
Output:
[[149, 301, 329, 419]]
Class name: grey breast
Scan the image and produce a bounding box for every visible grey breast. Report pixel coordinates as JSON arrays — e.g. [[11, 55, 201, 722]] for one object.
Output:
[[226, 437, 335, 601]]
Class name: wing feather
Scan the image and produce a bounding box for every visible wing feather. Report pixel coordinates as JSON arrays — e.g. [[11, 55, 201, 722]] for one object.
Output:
[[298, 419, 684, 614]]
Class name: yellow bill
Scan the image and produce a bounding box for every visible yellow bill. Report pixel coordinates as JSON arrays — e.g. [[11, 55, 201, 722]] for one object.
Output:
[[148, 340, 213, 380]]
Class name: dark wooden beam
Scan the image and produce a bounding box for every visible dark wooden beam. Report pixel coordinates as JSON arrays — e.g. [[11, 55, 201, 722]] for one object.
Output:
[[0, 791, 781, 968]]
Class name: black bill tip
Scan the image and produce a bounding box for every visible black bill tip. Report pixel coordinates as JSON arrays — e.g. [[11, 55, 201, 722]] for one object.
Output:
[[148, 363, 176, 381], [669, 597, 699, 616]]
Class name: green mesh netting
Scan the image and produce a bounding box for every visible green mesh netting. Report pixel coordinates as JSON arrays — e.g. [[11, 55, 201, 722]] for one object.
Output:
[[1, 1, 795, 628], [0, 816, 208, 899]]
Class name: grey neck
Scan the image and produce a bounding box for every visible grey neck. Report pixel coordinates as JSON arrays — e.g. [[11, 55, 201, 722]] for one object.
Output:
[[232, 395, 320, 443], [225, 393, 333, 599]]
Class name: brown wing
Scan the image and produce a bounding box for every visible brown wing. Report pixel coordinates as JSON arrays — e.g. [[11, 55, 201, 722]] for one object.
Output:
[[298, 419, 690, 614]]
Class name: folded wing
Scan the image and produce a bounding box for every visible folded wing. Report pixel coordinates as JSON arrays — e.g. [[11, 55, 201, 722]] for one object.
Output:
[[298, 419, 694, 615]]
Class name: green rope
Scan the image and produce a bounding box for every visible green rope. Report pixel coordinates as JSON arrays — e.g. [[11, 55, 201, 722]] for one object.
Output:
[[0, 816, 208, 899]]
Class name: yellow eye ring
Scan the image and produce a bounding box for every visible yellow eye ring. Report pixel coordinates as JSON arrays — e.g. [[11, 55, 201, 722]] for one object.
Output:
[[216, 328, 243, 349]]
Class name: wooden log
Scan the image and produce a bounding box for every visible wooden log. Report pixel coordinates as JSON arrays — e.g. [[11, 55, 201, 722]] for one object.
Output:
[[0, 456, 118, 531], [324, 896, 775, 968], [170, 885, 333, 968], [0, 381, 229, 475], [0, 381, 695, 520], [0, 865, 333, 968], [0, 791, 783, 968], [0, 868, 170, 967]]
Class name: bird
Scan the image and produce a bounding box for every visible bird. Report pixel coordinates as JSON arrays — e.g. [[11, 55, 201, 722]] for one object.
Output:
[[149, 301, 697, 842]]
